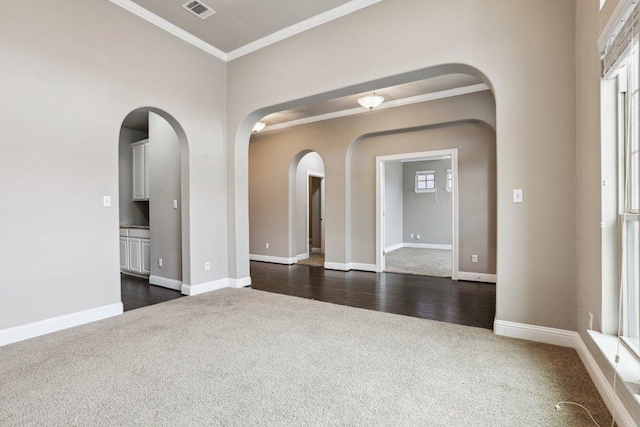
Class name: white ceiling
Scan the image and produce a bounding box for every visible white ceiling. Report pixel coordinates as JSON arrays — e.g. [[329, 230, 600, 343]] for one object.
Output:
[[261, 74, 485, 127]]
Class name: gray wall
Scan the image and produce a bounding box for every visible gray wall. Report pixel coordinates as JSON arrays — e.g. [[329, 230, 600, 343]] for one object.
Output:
[[384, 161, 403, 250], [295, 152, 325, 256], [402, 160, 452, 246], [149, 112, 182, 282], [119, 128, 149, 226], [228, 0, 577, 332], [1, 0, 227, 331]]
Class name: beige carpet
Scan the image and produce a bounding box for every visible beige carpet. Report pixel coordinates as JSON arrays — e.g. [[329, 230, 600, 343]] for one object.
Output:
[[297, 253, 324, 267], [0, 289, 610, 426], [385, 247, 452, 277]]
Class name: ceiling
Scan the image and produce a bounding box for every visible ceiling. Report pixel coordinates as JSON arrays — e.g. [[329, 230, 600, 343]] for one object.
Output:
[[127, 0, 357, 54], [260, 74, 485, 127]]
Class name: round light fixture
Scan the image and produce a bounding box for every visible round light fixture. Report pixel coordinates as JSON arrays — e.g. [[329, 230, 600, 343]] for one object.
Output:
[[357, 92, 385, 110], [252, 121, 266, 133]]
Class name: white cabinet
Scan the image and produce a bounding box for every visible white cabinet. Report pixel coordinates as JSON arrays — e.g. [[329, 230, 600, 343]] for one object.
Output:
[[119, 227, 150, 277], [132, 139, 149, 201]]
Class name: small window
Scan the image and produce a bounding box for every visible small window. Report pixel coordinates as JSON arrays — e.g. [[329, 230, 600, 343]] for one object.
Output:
[[445, 169, 453, 192], [415, 170, 436, 193]]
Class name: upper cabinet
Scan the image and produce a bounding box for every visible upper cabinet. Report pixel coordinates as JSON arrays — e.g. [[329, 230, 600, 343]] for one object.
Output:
[[132, 139, 149, 201]]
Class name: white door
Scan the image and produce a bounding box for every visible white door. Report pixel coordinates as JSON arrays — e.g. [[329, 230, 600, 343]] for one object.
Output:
[[141, 239, 151, 274], [119, 238, 129, 271], [128, 238, 142, 273]]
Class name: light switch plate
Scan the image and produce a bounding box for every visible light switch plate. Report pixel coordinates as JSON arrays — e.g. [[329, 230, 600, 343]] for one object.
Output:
[[103, 196, 111, 207], [513, 189, 523, 203], [173, 200, 178, 209]]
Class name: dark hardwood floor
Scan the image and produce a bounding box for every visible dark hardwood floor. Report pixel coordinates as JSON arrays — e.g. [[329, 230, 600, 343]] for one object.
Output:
[[121, 274, 183, 311], [250, 261, 496, 329]]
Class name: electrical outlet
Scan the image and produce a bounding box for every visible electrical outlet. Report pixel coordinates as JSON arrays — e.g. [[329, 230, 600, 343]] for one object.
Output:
[[513, 189, 523, 203], [416, 234, 421, 240], [173, 200, 178, 209], [588, 312, 593, 330], [410, 234, 414, 239], [158, 258, 163, 267], [472, 255, 478, 263], [205, 262, 210, 271], [266, 243, 269, 249], [103, 196, 111, 207]]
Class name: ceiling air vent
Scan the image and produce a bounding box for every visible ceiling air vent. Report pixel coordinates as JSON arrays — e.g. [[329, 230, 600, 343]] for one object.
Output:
[[182, 1, 216, 20]]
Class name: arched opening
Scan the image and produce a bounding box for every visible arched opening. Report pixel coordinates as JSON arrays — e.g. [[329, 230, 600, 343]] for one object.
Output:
[[118, 107, 190, 310], [242, 65, 497, 329]]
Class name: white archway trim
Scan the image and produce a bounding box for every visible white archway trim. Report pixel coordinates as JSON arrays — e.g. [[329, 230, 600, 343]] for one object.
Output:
[[375, 149, 459, 279]]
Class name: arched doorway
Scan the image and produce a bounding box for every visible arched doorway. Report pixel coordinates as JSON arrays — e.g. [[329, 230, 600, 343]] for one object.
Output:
[[118, 108, 190, 310]]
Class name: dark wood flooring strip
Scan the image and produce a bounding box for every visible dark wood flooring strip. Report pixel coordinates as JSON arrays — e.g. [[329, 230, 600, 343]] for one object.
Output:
[[249, 261, 496, 329]]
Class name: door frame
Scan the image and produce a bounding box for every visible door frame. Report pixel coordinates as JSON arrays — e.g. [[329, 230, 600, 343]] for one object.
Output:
[[375, 149, 459, 278], [306, 171, 325, 258]]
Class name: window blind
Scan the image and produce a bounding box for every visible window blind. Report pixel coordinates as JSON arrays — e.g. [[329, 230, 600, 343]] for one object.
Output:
[[603, 1, 639, 78]]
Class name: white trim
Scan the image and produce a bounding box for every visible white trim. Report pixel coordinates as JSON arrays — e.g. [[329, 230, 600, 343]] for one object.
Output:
[[226, 0, 382, 60], [108, 0, 227, 61], [121, 271, 150, 280], [297, 253, 310, 261], [181, 278, 228, 296], [598, 0, 636, 53], [350, 263, 377, 272], [250, 254, 297, 265], [263, 84, 490, 133], [403, 243, 452, 250], [109, 0, 381, 62], [149, 275, 182, 291], [0, 303, 123, 347], [384, 243, 404, 253], [376, 149, 459, 279], [457, 271, 497, 283], [494, 321, 638, 427], [324, 262, 351, 271], [228, 276, 252, 288], [311, 247, 322, 253], [306, 170, 326, 259]]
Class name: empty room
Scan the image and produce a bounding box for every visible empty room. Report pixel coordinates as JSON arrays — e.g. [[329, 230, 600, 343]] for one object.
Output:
[[1, 0, 639, 425]]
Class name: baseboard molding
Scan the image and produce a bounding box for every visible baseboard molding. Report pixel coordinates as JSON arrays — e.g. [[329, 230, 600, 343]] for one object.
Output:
[[228, 276, 252, 288], [149, 275, 182, 291], [403, 243, 452, 250], [350, 263, 377, 272], [181, 278, 228, 296], [297, 253, 309, 261], [311, 247, 322, 254], [324, 262, 350, 271], [457, 271, 497, 283], [121, 271, 149, 279], [384, 243, 404, 253], [494, 319, 637, 427], [0, 303, 123, 347], [250, 254, 296, 265]]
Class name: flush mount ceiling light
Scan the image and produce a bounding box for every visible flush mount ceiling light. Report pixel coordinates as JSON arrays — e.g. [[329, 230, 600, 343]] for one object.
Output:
[[252, 122, 266, 133], [357, 92, 385, 110]]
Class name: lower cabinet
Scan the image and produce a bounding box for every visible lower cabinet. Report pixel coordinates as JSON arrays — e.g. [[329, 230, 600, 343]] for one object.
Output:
[[120, 228, 150, 277]]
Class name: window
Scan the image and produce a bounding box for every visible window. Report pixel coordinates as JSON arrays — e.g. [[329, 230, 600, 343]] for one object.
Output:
[[415, 170, 436, 193], [618, 48, 640, 355], [445, 169, 453, 192]]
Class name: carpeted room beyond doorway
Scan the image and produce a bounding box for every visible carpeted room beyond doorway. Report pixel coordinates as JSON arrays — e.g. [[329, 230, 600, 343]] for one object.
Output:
[[0, 288, 609, 426]]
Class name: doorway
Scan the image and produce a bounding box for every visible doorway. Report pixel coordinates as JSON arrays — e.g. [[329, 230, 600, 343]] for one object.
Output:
[[376, 149, 459, 278], [299, 172, 325, 267]]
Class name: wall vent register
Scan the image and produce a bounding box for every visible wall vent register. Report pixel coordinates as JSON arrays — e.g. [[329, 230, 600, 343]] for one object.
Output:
[[182, 1, 216, 20]]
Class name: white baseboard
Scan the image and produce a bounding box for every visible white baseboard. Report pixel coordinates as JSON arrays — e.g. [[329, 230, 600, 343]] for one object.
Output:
[[311, 247, 322, 254], [0, 303, 123, 347], [297, 253, 309, 261], [384, 243, 404, 253], [494, 320, 637, 427], [250, 254, 296, 265], [149, 275, 182, 291], [181, 278, 228, 296], [228, 276, 252, 288], [403, 243, 452, 250], [350, 263, 377, 272], [457, 271, 497, 283], [324, 262, 350, 271]]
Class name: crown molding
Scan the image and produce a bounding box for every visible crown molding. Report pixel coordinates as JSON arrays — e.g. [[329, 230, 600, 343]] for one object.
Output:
[[109, 0, 228, 61], [261, 83, 490, 133], [226, 0, 383, 61], [109, 0, 382, 62]]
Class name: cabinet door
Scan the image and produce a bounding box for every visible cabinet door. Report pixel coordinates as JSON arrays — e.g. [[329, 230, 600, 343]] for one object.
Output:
[[128, 238, 142, 273], [132, 144, 146, 201], [141, 239, 151, 274], [119, 238, 129, 271], [144, 143, 150, 199]]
